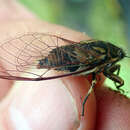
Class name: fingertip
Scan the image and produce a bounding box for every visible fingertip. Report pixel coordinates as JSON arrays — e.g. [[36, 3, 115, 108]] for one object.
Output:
[[0, 75, 98, 130], [0, 78, 81, 129]]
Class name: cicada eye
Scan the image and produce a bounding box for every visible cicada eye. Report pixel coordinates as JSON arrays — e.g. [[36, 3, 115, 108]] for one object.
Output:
[[118, 49, 125, 59], [117, 50, 121, 55]]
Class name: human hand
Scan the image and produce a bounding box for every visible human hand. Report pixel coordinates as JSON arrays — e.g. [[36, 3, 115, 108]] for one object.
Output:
[[0, 0, 130, 130]]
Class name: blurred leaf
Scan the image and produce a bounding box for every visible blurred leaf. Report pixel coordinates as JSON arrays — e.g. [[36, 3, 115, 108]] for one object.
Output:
[[19, 0, 63, 23], [87, 0, 127, 45]]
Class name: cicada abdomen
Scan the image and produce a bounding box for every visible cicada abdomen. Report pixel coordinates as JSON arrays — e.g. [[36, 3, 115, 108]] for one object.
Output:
[[37, 44, 82, 72]]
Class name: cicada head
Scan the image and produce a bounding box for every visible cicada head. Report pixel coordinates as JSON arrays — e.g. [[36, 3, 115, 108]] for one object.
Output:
[[108, 43, 126, 61]]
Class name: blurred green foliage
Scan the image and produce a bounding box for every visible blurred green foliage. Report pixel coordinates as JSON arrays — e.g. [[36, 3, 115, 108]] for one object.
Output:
[[19, 0, 130, 97]]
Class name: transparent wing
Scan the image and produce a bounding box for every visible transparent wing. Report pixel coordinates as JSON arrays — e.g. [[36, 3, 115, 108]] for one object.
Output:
[[0, 33, 82, 81]]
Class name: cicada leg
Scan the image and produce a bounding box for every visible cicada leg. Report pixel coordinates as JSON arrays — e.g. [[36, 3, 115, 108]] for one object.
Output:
[[81, 73, 96, 116], [103, 64, 124, 90]]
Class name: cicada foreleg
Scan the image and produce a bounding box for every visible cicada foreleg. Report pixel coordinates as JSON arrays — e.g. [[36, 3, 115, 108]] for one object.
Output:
[[81, 73, 97, 116], [103, 64, 124, 90]]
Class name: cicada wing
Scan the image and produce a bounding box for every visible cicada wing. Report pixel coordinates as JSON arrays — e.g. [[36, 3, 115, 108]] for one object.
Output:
[[0, 33, 78, 80]]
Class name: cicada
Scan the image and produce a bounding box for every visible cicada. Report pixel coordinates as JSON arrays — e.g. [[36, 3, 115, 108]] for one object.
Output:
[[0, 33, 127, 116]]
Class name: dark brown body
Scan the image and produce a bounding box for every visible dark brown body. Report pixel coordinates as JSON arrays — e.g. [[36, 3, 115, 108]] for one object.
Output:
[[38, 40, 125, 89]]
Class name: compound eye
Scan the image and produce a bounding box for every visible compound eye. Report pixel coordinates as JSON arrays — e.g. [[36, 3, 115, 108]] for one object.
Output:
[[117, 50, 121, 56], [118, 49, 125, 58]]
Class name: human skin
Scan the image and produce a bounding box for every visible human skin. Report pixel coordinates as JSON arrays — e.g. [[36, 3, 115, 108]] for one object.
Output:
[[0, 0, 130, 130]]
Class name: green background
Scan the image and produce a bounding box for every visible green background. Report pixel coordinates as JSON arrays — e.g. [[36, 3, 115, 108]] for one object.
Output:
[[19, 0, 130, 97]]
